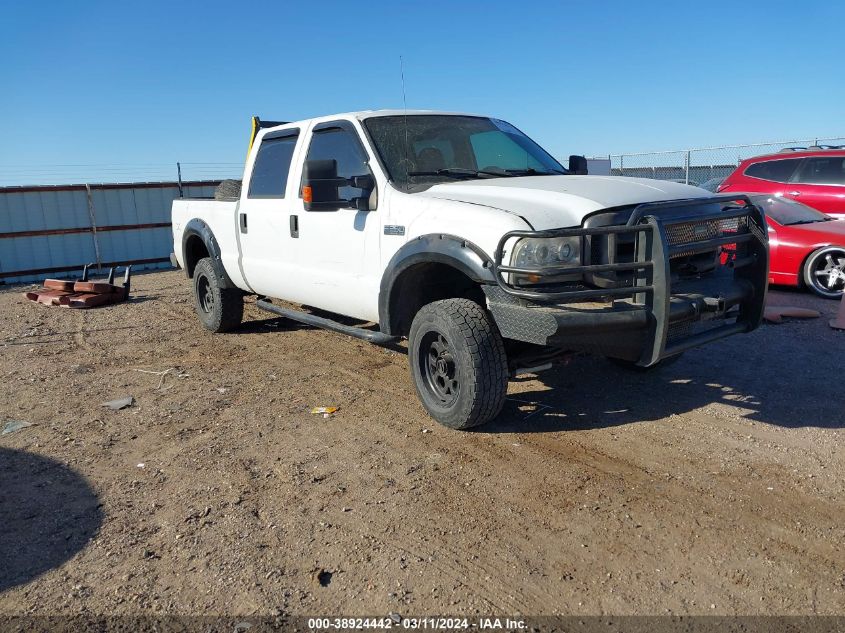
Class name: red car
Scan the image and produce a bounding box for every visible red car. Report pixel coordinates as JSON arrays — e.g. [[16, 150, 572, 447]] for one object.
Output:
[[719, 148, 845, 219], [747, 194, 845, 298]]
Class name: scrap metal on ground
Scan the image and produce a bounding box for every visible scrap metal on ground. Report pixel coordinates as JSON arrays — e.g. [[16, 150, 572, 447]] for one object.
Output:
[[24, 264, 131, 308]]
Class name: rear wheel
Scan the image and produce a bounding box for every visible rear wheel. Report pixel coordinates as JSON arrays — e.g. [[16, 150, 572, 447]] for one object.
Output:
[[803, 246, 845, 298], [408, 299, 508, 430], [192, 257, 243, 332]]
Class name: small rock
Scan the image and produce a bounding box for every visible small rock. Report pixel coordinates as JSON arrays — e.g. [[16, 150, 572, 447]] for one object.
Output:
[[2, 420, 34, 435], [103, 396, 134, 411]]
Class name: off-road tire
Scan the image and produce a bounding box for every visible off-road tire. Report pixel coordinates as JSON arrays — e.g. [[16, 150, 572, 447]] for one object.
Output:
[[192, 258, 243, 332], [214, 179, 242, 200], [408, 299, 508, 430], [609, 353, 683, 372]]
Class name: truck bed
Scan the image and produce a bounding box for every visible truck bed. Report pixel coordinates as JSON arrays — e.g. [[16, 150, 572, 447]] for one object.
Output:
[[171, 198, 247, 288]]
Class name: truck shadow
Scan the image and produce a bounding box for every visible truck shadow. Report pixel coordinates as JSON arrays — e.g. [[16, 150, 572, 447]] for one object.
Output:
[[239, 315, 312, 334], [482, 325, 844, 433], [0, 447, 103, 592], [242, 302, 841, 433], [240, 313, 407, 353]]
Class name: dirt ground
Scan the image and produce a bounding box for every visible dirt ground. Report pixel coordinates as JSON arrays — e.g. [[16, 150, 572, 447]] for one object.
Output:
[[1, 270, 843, 617]]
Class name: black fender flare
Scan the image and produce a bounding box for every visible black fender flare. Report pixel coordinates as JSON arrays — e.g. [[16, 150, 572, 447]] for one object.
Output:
[[378, 234, 496, 335], [181, 218, 236, 289]]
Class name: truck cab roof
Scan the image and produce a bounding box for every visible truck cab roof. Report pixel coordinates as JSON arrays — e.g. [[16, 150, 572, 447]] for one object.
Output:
[[260, 109, 485, 132], [250, 110, 483, 156]]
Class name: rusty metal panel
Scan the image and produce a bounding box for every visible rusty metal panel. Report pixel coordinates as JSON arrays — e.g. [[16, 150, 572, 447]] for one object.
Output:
[[0, 180, 220, 284]]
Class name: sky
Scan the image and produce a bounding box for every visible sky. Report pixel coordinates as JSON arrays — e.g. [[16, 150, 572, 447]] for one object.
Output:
[[1, 0, 843, 185]]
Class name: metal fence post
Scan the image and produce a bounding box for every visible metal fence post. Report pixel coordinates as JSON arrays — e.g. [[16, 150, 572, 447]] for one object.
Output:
[[177, 162, 184, 198], [84, 184, 103, 272], [684, 151, 691, 185], [619, 154, 624, 177]]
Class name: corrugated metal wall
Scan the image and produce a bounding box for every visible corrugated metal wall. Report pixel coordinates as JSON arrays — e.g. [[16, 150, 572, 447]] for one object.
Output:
[[0, 181, 219, 284]]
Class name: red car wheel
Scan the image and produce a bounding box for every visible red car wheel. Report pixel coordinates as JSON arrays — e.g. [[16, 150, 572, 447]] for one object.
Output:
[[803, 246, 845, 298]]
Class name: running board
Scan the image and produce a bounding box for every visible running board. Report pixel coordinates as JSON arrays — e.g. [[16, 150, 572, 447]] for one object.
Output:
[[255, 299, 398, 345]]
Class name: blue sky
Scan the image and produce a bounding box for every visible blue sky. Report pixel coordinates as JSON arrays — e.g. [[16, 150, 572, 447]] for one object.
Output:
[[1, 0, 843, 184]]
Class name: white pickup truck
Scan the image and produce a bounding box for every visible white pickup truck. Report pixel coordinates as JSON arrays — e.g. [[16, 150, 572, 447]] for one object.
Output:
[[171, 110, 768, 429]]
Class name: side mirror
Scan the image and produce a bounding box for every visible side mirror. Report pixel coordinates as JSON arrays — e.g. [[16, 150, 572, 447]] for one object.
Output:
[[349, 174, 374, 190], [302, 159, 375, 211], [569, 155, 588, 175]]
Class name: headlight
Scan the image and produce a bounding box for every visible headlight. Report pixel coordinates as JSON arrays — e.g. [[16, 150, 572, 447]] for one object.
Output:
[[509, 236, 582, 285], [511, 236, 581, 268]]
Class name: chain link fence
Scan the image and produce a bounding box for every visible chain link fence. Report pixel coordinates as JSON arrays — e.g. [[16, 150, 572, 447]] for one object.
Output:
[[609, 137, 845, 187], [5, 138, 845, 189], [0, 162, 244, 188]]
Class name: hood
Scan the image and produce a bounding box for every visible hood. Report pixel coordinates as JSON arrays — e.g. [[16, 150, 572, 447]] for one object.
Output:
[[417, 175, 711, 229]]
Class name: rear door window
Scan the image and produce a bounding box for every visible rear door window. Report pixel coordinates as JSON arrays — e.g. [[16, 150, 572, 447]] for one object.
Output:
[[248, 133, 298, 198], [794, 156, 845, 185], [743, 158, 802, 183]]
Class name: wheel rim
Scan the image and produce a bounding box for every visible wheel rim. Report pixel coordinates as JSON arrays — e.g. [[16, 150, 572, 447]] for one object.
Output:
[[418, 330, 460, 407], [197, 274, 215, 313], [810, 249, 845, 296]]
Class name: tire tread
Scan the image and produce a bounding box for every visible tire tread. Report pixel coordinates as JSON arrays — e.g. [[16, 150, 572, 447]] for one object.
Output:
[[409, 298, 508, 429], [193, 258, 243, 333]]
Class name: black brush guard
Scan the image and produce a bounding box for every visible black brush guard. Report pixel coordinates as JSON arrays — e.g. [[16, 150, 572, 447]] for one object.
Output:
[[492, 195, 769, 366]]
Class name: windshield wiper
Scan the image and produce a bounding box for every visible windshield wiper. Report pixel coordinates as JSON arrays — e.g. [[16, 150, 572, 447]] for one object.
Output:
[[502, 167, 567, 176], [407, 168, 498, 180], [784, 219, 825, 225], [408, 167, 567, 180]]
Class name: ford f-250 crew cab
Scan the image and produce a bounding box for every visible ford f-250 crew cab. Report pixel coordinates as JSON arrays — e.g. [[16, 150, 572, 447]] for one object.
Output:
[[171, 111, 769, 430]]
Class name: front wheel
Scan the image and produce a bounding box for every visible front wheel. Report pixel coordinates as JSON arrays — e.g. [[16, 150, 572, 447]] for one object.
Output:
[[803, 246, 845, 298], [408, 299, 508, 430]]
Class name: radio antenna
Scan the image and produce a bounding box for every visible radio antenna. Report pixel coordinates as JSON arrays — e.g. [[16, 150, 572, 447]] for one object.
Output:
[[400, 55, 410, 190]]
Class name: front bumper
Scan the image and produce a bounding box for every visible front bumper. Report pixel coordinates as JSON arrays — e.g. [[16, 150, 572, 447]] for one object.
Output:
[[487, 196, 769, 366]]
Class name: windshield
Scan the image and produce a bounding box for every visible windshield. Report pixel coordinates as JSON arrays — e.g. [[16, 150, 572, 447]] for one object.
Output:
[[363, 115, 567, 189], [751, 195, 830, 225]]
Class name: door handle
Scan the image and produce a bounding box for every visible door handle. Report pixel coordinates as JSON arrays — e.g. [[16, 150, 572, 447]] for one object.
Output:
[[240, 213, 248, 233], [787, 191, 801, 196], [290, 214, 299, 238]]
